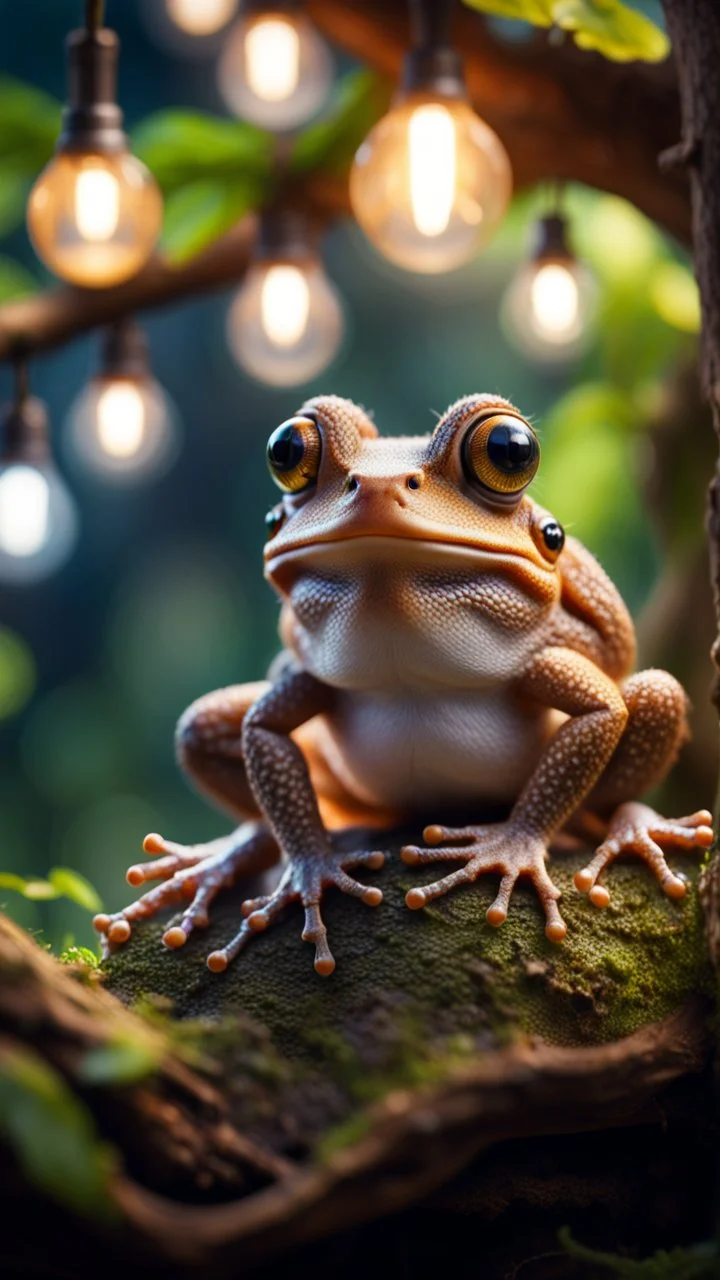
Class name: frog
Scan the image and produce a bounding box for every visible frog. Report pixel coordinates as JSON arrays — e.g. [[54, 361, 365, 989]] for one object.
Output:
[[94, 394, 714, 975]]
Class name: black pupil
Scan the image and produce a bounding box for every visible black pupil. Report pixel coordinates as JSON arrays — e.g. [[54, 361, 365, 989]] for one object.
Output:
[[267, 424, 304, 473], [487, 422, 535, 474], [542, 521, 565, 552]]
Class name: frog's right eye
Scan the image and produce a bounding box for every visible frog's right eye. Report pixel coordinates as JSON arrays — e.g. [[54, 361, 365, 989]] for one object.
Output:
[[266, 416, 321, 493]]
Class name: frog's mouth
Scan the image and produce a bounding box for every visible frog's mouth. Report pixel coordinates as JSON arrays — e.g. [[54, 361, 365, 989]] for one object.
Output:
[[265, 533, 557, 603]]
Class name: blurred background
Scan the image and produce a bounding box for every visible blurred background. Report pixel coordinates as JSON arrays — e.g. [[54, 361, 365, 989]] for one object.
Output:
[[0, 0, 713, 951]]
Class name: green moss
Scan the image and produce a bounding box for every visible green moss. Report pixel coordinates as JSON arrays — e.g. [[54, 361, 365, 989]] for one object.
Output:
[[104, 834, 710, 1155]]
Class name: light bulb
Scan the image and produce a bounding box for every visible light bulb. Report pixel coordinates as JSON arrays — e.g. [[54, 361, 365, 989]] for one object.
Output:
[[228, 258, 344, 387], [166, 0, 237, 35], [350, 94, 512, 273], [28, 151, 163, 289], [0, 463, 78, 584], [27, 25, 163, 288], [218, 11, 333, 130], [68, 322, 179, 485], [502, 216, 597, 363]]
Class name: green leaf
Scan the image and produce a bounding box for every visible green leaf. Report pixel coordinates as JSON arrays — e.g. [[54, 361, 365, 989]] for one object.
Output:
[[0, 255, 39, 302], [552, 0, 670, 61], [81, 1037, 160, 1086], [48, 867, 103, 914], [0, 872, 57, 900], [292, 69, 391, 176], [0, 76, 60, 174], [133, 109, 275, 193], [0, 1047, 116, 1217], [462, 0, 669, 62], [161, 177, 266, 263], [0, 172, 29, 239]]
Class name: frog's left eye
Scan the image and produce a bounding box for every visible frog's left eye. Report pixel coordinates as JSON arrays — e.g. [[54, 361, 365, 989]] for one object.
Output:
[[266, 416, 321, 493], [462, 413, 539, 497]]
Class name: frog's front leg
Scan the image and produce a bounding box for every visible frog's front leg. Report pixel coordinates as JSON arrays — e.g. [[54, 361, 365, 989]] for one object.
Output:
[[207, 669, 385, 976], [402, 647, 629, 942]]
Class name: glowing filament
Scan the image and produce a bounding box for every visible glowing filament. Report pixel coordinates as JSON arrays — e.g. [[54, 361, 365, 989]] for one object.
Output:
[[96, 383, 147, 458], [260, 265, 310, 347], [166, 0, 236, 34], [74, 169, 121, 242], [529, 263, 581, 341], [245, 19, 300, 103], [0, 466, 50, 558], [408, 105, 456, 238]]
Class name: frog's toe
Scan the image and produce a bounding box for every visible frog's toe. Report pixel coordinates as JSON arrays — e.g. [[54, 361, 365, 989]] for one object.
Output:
[[575, 801, 712, 906]]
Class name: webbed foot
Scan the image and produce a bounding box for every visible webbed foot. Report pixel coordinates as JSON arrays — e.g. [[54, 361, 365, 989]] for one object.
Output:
[[574, 802, 713, 907], [206, 847, 385, 977], [93, 822, 276, 952], [401, 822, 566, 943]]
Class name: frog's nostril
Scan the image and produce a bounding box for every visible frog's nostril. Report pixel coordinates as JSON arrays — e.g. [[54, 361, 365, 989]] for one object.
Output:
[[346, 475, 359, 493], [406, 474, 422, 491]]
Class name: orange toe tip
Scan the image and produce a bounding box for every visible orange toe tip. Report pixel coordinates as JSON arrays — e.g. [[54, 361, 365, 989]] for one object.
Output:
[[207, 951, 228, 973], [93, 913, 111, 933], [248, 911, 269, 932], [108, 920, 131, 944], [126, 866, 145, 886], [163, 926, 187, 949], [698, 810, 713, 824], [589, 885, 610, 909], [314, 956, 336, 976], [143, 833, 164, 853], [486, 907, 507, 927], [366, 852, 385, 869], [664, 875, 687, 901], [406, 888, 426, 910], [363, 888, 383, 907], [545, 922, 567, 944], [423, 825, 444, 845], [574, 870, 593, 894], [400, 848, 419, 866], [696, 826, 714, 847]]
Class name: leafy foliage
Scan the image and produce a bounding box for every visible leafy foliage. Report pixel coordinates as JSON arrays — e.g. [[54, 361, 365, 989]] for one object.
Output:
[[0, 866, 103, 912], [560, 1228, 718, 1278], [463, 0, 670, 62], [80, 1035, 160, 1086], [0, 1047, 116, 1217], [291, 68, 390, 176]]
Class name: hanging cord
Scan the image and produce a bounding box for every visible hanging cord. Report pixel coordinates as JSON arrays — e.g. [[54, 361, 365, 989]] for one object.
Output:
[[13, 354, 29, 408], [408, 0, 455, 51], [85, 0, 105, 35]]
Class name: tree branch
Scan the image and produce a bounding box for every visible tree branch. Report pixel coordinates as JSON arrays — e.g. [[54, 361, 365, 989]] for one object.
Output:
[[0, 911, 711, 1272], [0, 3, 690, 363]]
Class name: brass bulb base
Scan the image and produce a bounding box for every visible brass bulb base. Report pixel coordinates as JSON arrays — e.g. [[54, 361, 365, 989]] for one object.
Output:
[[400, 46, 465, 98], [0, 396, 50, 467], [58, 28, 127, 153], [100, 320, 150, 379], [530, 214, 574, 265]]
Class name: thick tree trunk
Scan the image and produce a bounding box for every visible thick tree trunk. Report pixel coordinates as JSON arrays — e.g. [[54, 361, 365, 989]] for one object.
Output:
[[662, 1, 720, 724]]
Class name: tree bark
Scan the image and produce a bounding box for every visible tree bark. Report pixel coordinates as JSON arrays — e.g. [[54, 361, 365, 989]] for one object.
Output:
[[662, 1, 720, 723]]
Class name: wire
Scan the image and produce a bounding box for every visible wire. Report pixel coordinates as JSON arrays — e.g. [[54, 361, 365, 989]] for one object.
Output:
[[12, 354, 29, 407], [408, 0, 455, 51], [84, 0, 105, 35]]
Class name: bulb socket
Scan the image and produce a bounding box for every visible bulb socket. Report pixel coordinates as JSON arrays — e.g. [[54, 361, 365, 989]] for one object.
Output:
[[58, 28, 127, 154], [530, 214, 574, 265], [256, 209, 316, 262], [99, 320, 150, 380], [400, 46, 466, 98], [0, 396, 51, 466]]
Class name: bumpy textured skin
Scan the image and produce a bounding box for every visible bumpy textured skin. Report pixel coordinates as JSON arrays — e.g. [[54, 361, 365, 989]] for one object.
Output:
[[96, 394, 713, 973]]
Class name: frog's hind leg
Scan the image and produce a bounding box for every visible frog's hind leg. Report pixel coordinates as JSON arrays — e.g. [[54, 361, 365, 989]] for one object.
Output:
[[573, 669, 713, 906]]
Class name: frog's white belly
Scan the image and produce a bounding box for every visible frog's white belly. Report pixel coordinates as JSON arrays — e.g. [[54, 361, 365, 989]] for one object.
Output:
[[321, 690, 559, 810]]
